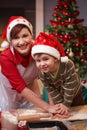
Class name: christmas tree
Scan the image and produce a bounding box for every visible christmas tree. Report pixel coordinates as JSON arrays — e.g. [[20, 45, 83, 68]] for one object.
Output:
[[45, 0, 87, 83]]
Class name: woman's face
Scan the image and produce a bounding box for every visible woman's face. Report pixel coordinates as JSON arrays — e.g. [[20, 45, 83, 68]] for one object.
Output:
[[11, 27, 32, 57]]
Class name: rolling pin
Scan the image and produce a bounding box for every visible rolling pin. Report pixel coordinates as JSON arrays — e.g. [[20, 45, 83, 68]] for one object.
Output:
[[18, 113, 51, 122], [18, 114, 40, 122]]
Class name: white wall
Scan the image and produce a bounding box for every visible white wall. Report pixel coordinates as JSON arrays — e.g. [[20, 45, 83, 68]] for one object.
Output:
[[44, 0, 57, 26], [36, 0, 44, 36], [77, 0, 87, 26]]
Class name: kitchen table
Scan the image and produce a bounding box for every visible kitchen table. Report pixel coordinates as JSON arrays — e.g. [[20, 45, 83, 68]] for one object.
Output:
[[1, 105, 87, 130]]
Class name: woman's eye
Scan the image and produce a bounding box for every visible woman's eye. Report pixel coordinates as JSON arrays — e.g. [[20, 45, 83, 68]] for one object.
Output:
[[14, 36, 19, 39], [23, 34, 28, 38]]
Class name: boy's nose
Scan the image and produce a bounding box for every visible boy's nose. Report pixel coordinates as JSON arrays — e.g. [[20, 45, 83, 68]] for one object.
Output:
[[41, 61, 45, 66]]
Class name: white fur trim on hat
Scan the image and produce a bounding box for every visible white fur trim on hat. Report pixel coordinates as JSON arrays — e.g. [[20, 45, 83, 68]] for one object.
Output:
[[61, 56, 69, 62], [7, 18, 33, 42], [32, 45, 60, 60], [1, 41, 9, 49]]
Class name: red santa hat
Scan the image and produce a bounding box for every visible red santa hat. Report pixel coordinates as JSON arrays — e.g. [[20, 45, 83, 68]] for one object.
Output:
[[1, 16, 33, 49], [31, 32, 68, 62]]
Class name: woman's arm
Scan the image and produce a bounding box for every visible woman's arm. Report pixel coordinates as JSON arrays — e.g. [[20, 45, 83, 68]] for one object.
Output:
[[31, 78, 41, 98], [21, 87, 59, 114]]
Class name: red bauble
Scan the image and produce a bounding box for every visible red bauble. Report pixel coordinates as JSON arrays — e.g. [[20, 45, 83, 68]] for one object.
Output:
[[82, 80, 86, 84], [66, 50, 70, 55], [75, 43, 79, 47], [81, 58, 85, 62], [75, 65, 78, 69], [58, 17, 61, 20], [64, 34, 68, 38], [63, 39, 67, 44], [53, 13, 57, 17], [55, 5, 58, 10], [64, 4, 68, 8], [63, 11, 68, 16]]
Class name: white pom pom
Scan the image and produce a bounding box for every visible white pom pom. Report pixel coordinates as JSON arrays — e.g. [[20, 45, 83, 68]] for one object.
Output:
[[61, 56, 68, 62], [1, 41, 9, 49]]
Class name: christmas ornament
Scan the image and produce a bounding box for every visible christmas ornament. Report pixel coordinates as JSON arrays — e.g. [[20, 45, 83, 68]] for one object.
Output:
[[68, 48, 74, 57], [68, 24, 73, 29]]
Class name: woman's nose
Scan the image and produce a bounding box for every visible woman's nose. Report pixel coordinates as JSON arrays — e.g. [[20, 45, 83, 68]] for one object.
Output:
[[18, 38, 24, 45]]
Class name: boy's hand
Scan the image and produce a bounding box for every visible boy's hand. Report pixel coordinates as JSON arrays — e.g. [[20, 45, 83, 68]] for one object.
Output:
[[55, 103, 70, 118], [47, 104, 61, 114], [47, 104, 70, 118], [57, 103, 69, 114]]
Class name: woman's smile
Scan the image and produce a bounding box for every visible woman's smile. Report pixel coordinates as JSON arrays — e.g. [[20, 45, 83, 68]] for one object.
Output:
[[18, 43, 28, 50]]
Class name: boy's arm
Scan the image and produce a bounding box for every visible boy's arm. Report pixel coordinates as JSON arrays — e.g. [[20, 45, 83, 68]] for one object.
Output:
[[63, 60, 81, 107]]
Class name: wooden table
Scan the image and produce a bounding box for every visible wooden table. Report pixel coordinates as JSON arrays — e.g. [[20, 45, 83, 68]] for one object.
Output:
[[1, 105, 87, 130], [18, 105, 87, 130]]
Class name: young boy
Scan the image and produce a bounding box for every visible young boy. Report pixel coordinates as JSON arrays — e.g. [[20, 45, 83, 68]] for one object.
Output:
[[31, 32, 85, 117]]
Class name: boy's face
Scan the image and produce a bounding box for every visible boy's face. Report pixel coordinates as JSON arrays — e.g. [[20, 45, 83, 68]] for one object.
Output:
[[34, 53, 58, 74]]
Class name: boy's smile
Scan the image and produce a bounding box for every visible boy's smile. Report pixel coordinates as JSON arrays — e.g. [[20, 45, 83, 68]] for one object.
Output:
[[34, 53, 58, 74]]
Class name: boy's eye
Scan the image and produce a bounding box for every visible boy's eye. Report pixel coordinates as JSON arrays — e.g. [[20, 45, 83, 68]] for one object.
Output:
[[43, 57, 49, 61], [36, 59, 40, 62]]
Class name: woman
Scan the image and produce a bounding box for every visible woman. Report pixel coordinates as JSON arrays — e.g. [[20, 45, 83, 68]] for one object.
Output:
[[0, 16, 60, 116]]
